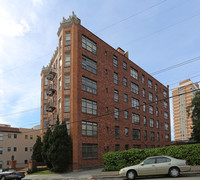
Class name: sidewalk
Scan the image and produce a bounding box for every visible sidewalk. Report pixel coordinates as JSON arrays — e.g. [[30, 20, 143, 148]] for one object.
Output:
[[24, 166, 200, 180]]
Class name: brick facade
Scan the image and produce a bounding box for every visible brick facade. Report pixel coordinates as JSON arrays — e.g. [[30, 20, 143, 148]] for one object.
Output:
[[41, 12, 171, 170]]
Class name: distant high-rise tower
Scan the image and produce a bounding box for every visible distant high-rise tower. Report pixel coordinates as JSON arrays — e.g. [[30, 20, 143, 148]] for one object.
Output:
[[172, 79, 199, 141]]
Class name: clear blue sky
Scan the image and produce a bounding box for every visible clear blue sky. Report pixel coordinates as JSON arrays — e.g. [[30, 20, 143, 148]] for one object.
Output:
[[0, 0, 200, 140]]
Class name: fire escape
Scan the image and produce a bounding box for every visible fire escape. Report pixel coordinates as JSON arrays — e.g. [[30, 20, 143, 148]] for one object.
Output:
[[46, 68, 56, 112]]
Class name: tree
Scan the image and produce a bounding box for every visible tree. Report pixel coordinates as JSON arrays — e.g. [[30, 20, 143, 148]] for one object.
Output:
[[32, 136, 43, 163], [48, 117, 72, 172], [42, 128, 53, 169], [187, 91, 200, 142]]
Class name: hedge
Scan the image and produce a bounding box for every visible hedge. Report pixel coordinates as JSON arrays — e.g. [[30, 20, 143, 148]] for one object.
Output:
[[103, 144, 200, 171]]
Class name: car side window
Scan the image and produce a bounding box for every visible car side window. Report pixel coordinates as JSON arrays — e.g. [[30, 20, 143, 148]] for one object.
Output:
[[157, 157, 171, 163], [144, 158, 156, 165]]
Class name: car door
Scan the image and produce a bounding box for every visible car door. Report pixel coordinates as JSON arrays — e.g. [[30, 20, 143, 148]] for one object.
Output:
[[137, 158, 157, 176], [155, 157, 172, 175]]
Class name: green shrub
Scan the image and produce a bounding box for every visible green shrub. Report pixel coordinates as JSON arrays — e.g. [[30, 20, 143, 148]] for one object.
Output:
[[103, 144, 200, 171]]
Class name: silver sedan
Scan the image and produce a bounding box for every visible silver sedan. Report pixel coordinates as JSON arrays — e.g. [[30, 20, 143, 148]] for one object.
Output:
[[119, 156, 191, 180]]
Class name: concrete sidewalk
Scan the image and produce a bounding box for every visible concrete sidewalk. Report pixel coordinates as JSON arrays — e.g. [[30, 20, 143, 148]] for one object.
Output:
[[24, 166, 200, 180]]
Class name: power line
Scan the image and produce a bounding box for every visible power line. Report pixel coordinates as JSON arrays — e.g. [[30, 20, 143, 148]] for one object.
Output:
[[151, 56, 200, 76], [2, 84, 199, 137], [122, 10, 200, 46], [0, 107, 40, 118], [95, 0, 167, 33]]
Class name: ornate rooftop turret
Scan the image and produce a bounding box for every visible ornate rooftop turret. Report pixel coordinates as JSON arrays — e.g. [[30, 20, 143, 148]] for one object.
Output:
[[57, 11, 81, 36]]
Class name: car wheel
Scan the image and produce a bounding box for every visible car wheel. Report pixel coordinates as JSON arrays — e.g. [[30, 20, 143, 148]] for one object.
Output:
[[1, 176, 6, 180], [169, 167, 180, 177], [126, 170, 136, 180]]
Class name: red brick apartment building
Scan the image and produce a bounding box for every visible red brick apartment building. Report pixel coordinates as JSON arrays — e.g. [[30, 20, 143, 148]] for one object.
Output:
[[40, 12, 171, 170]]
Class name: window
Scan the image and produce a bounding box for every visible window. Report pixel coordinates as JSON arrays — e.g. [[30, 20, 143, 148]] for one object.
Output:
[[164, 112, 169, 119], [143, 89, 146, 98], [123, 61, 127, 69], [82, 98, 97, 115], [142, 75, 145, 84], [44, 76, 48, 85], [114, 72, 118, 84], [131, 98, 139, 109], [0, 161, 2, 169], [114, 108, 119, 120], [24, 160, 28, 164], [155, 96, 158, 104], [44, 104, 47, 114], [0, 147, 2, 154], [82, 144, 98, 159], [157, 120, 159, 128], [132, 113, 140, 124], [14, 147, 17, 151], [30, 147, 33, 152], [155, 84, 158, 92], [133, 129, 140, 140], [30, 135, 33, 140], [165, 123, 169, 130], [156, 108, 159, 116], [124, 111, 128, 119], [150, 131, 155, 141], [157, 157, 171, 163], [144, 158, 156, 165], [150, 118, 154, 127], [149, 106, 154, 114], [133, 145, 141, 149], [164, 101, 168, 108], [65, 53, 70, 67], [82, 76, 97, 94], [149, 92, 153, 101], [131, 82, 139, 94], [130, 67, 138, 80], [14, 134, 17, 139], [113, 55, 118, 67], [25, 135, 28, 139], [66, 120, 70, 135], [8, 147, 11, 152], [165, 134, 170, 142], [82, 35, 97, 54], [143, 102, 146, 112], [65, 32, 71, 45], [114, 90, 119, 102], [123, 77, 127, 86], [144, 130, 147, 140], [124, 94, 128, 102], [157, 132, 160, 141], [82, 55, 97, 74], [64, 97, 70, 112], [148, 79, 152, 88], [0, 134, 3, 141], [125, 128, 129, 136], [144, 116, 147, 126], [44, 90, 47, 99], [125, 144, 129, 150], [82, 121, 97, 137], [163, 90, 167, 98], [8, 134, 11, 138], [115, 144, 120, 151], [25, 147, 28, 152], [64, 74, 70, 89], [115, 126, 120, 139]]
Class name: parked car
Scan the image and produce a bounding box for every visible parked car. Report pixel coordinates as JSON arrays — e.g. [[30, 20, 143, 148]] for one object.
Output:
[[119, 156, 191, 180], [0, 168, 25, 180]]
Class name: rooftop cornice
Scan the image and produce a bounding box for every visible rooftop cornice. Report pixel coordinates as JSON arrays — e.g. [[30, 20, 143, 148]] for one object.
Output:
[[57, 11, 81, 36]]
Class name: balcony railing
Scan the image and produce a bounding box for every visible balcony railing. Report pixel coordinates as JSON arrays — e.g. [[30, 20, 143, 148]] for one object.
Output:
[[46, 102, 56, 112], [46, 84, 56, 96], [47, 69, 56, 81]]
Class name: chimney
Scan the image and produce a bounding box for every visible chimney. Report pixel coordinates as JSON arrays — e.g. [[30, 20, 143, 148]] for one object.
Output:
[[117, 47, 125, 55]]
